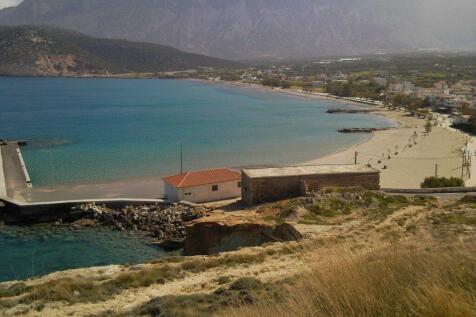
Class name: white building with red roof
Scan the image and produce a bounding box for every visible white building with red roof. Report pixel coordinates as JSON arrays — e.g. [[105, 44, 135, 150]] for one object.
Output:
[[163, 168, 242, 203]]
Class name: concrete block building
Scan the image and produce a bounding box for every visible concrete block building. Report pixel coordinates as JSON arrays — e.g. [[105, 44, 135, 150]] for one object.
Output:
[[241, 165, 380, 205], [163, 168, 241, 203]]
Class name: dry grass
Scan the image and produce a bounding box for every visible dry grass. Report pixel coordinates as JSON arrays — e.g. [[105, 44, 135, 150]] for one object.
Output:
[[1, 191, 474, 316], [216, 242, 476, 317], [0, 247, 280, 306]]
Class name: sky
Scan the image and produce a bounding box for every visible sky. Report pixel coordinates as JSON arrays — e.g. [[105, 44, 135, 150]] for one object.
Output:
[[0, 0, 21, 10]]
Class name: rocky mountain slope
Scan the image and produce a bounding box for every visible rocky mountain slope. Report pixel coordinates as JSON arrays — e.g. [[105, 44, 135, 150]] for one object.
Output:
[[0, 25, 237, 76], [0, 0, 475, 59]]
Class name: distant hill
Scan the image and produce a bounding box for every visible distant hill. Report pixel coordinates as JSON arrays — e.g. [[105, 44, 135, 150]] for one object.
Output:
[[0, 0, 475, 59], [0, 25, 238, 76]]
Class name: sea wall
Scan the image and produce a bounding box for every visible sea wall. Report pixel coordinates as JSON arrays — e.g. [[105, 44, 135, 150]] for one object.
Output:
[[0, 197, 181, 224]]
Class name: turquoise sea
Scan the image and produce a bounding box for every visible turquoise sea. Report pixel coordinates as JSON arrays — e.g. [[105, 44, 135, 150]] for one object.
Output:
[[0, 77, 394, 282], [0, 225, 164, 282], [0, 77, 393, 186]]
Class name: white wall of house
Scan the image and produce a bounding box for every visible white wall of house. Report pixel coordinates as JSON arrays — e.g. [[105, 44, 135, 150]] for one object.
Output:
[[164, 182, 180, 201], [165, 180, 241, 203]]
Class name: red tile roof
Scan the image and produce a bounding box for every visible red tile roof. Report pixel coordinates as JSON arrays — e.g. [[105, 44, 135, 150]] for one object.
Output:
[[163, 168, 241, 188]]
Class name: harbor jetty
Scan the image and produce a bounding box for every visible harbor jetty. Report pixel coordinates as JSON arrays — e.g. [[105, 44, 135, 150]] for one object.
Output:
[[326, 108, 373, 114], [338, 127, 392, 134], [0, 146, 6, 198], [0, 141, 31, 199], [71, 202, 210, 250]]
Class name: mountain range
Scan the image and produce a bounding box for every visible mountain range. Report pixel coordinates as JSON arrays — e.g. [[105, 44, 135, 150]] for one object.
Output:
[[0, 0, 475, 59], [0, 25, 237, 76]]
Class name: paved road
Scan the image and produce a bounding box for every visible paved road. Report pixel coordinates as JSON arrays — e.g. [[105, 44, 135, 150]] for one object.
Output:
[[0, 143, 29, 199]]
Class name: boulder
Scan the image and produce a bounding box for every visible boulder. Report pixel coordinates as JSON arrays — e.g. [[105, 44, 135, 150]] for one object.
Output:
[[183, 216, 302, 256]]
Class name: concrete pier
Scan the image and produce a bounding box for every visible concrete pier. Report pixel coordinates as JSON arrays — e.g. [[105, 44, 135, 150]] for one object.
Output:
[[0, 196, 169, 224], [0, 145, 7, 198], [0, 142, 32, 199]]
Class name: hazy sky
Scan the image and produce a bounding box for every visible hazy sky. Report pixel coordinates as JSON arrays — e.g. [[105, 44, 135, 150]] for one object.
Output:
[[0, 0, 21, 9]]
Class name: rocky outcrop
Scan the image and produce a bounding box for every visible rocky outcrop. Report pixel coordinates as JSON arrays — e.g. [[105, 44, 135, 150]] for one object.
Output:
[[70, 203, 210, 243], [184, 216, 302, 256]]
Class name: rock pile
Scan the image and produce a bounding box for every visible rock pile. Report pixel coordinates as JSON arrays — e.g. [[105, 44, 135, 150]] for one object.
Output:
[[70, 203, 210, 242]]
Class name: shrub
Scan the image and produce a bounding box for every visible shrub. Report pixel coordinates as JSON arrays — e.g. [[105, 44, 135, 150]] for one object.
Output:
[[229, 278, 263, 291], [421, 176, 465, 188]]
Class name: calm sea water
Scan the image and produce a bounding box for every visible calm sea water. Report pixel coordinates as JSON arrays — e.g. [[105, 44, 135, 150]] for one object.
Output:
[[0, 77, 393, 186], [0, 77, 394, 281], [0, 225, 163, 282]]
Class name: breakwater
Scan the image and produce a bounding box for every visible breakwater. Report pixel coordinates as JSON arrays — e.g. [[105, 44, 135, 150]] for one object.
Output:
[[338, 127, 393, 134], [0, 141, 32, 200], [69, 202, 210, 249], [0, 146, 6, 198], [0, 196, 170, 224], [326, 108, 373, 114]]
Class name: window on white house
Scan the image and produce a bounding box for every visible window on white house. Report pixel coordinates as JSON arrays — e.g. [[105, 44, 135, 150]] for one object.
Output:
[[185, 192, 192, 196], [237, 182, 242, 188], [212, 185, 219, 191]]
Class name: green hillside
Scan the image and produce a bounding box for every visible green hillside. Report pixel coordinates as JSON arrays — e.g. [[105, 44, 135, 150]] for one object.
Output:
[[0, 25, 238, 76]]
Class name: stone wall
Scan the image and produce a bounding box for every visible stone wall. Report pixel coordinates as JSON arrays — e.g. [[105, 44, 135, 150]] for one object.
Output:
[[242, 172, 380, 205]]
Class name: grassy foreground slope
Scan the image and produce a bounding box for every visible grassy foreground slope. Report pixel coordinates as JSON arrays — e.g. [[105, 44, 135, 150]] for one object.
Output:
[[0, 189, 475, 316], [0, 25, 238, 76]]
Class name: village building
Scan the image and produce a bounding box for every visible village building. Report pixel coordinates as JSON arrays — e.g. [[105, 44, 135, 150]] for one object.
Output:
[[241, 165, 380, 206], [388, 81, 414, 95], [163, 168, 241, 203]]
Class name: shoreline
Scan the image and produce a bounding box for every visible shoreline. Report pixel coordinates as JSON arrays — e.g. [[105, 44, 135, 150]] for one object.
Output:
[[8, 79, 395, 203], [4, 79, 469, 202], [190, 78, 372, 107], [194, 79, 470, 189]]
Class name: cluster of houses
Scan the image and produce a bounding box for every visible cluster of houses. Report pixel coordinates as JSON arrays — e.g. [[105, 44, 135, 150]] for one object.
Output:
[[387, 79, 476, 124], [388, 80, 475, 110], [163, 165, 380, 205]]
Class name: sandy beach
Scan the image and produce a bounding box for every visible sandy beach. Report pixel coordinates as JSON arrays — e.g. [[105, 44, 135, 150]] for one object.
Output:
[[308, 107, 468, 188], [211, 80, 470, 188], [3, 82, 471, 203]]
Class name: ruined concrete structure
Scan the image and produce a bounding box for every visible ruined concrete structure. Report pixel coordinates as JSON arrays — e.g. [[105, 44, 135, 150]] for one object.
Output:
[[241, 165, 380, 205], [184, 216, 302, 256]]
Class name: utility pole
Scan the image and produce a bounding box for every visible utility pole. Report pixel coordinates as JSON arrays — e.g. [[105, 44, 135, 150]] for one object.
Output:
[[178, 142, 183, 175], [435, 164, 438, 178], [354, 151, 358, 165], [470, 153, 472, 179]]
